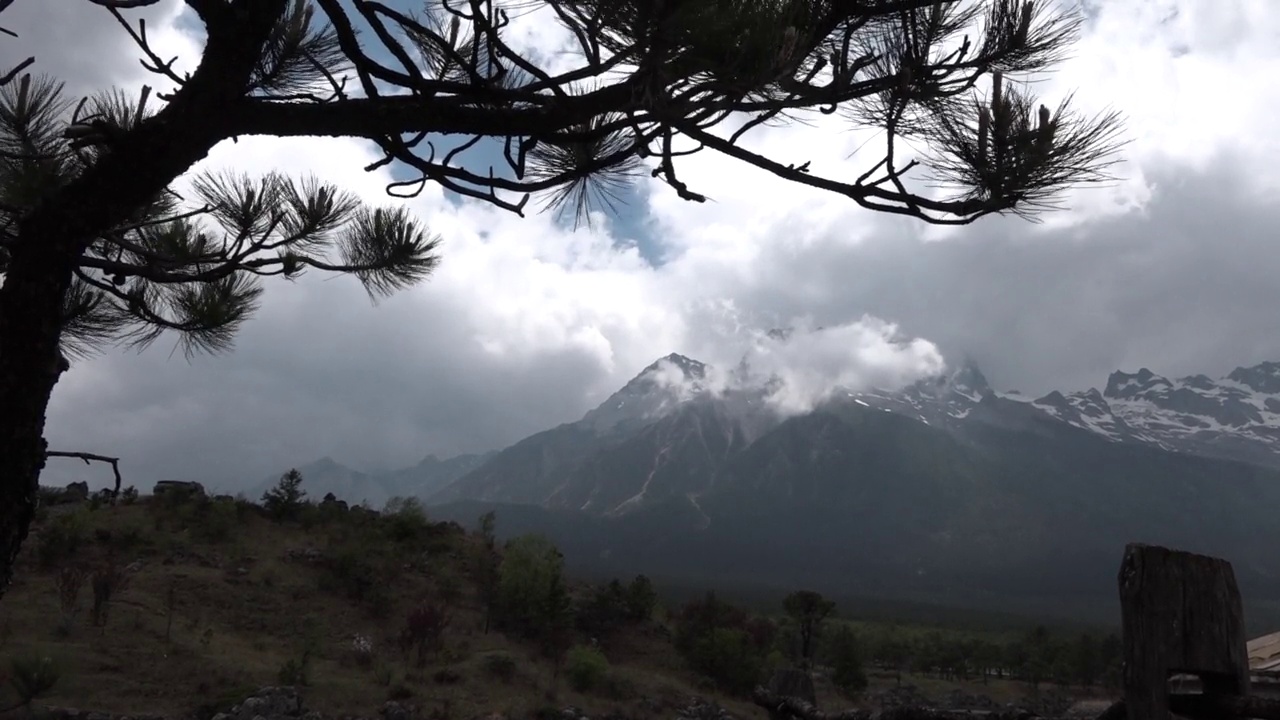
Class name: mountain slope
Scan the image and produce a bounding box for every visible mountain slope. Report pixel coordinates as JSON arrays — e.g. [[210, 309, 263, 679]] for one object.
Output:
[[258, 452, 494, 509], [418, 351, 1280, 622], [429, 354, 780, 515]]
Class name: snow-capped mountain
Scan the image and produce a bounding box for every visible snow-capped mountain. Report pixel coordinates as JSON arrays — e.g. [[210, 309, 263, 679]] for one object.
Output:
[[531, 347, 1280, 476], [422, 350, 1280, 624], [1027, 363, 1280, 469], [842, 358, 1280, 471]]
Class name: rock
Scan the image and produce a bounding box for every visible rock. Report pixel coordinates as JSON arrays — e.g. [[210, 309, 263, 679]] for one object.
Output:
[[320, 493, 349, 512], [64, 481, 89, 502], [153, 480, 207, 500], [379, 701, 416, 720], [284, 547, 326, 564]]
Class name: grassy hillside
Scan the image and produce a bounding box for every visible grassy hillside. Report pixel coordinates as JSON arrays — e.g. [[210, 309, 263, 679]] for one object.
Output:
[[0, 483, 1120, 718]]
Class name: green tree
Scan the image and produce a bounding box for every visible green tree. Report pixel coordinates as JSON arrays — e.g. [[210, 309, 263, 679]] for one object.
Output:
[[624, 574, 657, 622], [827, 625, 868, 696], [261, 468, 307, 521], [1068, 632, 1102, 688], [495, 533, 570, 639], [871, 626, 910, 686], [565, 644, 610, 692], [688, 627, 764, 696], [783, 589, 836, 666], [0, 0, 1126, 600], [473, 511, 500, 634]]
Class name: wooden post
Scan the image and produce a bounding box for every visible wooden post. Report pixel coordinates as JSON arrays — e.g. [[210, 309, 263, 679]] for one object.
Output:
[[1119, 543, 1250, 720]]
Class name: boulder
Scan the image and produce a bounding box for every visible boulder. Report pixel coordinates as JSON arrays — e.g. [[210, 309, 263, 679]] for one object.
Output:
[[64, 481, 89, 502], [152, 480, 207, 500]]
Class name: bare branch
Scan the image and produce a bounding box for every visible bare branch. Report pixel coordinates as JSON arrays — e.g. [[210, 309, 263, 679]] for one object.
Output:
[[44, 450, 124, 498]]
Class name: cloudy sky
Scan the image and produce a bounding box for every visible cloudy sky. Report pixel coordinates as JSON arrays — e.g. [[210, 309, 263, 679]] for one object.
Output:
[[4, 0, 1280, 491]]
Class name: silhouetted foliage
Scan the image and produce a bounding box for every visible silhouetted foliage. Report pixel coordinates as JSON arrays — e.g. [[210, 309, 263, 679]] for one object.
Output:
[[783, 589, 836, 665], [261, 469, 307, 522]]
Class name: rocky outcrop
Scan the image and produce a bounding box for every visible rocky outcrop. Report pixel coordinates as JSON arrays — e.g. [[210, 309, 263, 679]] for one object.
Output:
[[153, 480, 208, 500]]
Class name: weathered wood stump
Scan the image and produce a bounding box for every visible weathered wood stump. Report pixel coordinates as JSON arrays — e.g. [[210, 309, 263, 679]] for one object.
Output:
[[1119, 543, 1249, 720]]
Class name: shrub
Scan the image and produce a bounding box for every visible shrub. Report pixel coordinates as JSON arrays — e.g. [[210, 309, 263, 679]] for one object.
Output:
[[432, 668, 462, 685], [7, 652, 60, 708], [55, 567, 86, 636], [565, 644, 609, 692], [320, 546, 380, 601], [601, 672, 639, 701], [625, 575, 658, 622], [277, 657, 309, 686], [687, 628, 764, 696], [35, 486, 63, 508], [400, 602, 450, 666], [191, 684, 258, 720], [482, 652, 517, 682], [382, 496, 430, 545], [90, 562, 131, 628], [190, 497, 238, 543], [36, 509, 88, 569], [120, 485, 139, 504], [829, 625, 868, 696]]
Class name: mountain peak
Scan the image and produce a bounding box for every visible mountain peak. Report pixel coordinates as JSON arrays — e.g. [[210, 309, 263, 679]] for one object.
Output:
[[1226, 361, 1280, 394], [948, 357, 991, 396], [642, 353, 707, 381], [1103, 368, 1171, 399], [580, 353, 713, 434]]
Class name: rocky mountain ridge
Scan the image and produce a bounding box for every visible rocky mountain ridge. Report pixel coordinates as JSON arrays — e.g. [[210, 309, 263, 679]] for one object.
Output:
[[282, 354, 1280, 510], [843, 356, 1280, 471], [264, 351, 1280, 622]]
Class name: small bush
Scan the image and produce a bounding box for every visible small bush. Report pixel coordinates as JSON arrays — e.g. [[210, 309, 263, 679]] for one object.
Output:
[[277, 656, 309, 686], [601, 672, 639, 701], [565, 644, 609, 692], [191, 497, 238, 543], [54, 566, 86, 636], [90, 562, 130, 628], [7, 652, 60, 708], [36, 509, 88, 569], [35, 486, 64, 507], [482, 652, 517, 683], [401, 602, 450, 666], [191, 684, 258, 720], [382, 496, 430, 545], [319, 547, 379, 601], [120, 485, 139, 505], [432, 668, 462, 685]]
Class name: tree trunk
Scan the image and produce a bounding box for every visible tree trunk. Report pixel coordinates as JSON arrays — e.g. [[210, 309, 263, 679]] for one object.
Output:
[[0, 0, 293, 601], [0, 239, 75, 597]]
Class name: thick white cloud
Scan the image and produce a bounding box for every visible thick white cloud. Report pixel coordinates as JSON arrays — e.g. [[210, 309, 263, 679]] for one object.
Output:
[[3, 1, 1279, 492]]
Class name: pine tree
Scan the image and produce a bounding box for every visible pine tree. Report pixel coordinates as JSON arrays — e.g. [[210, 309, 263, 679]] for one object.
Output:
[[0, 0, 1127, 601]]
